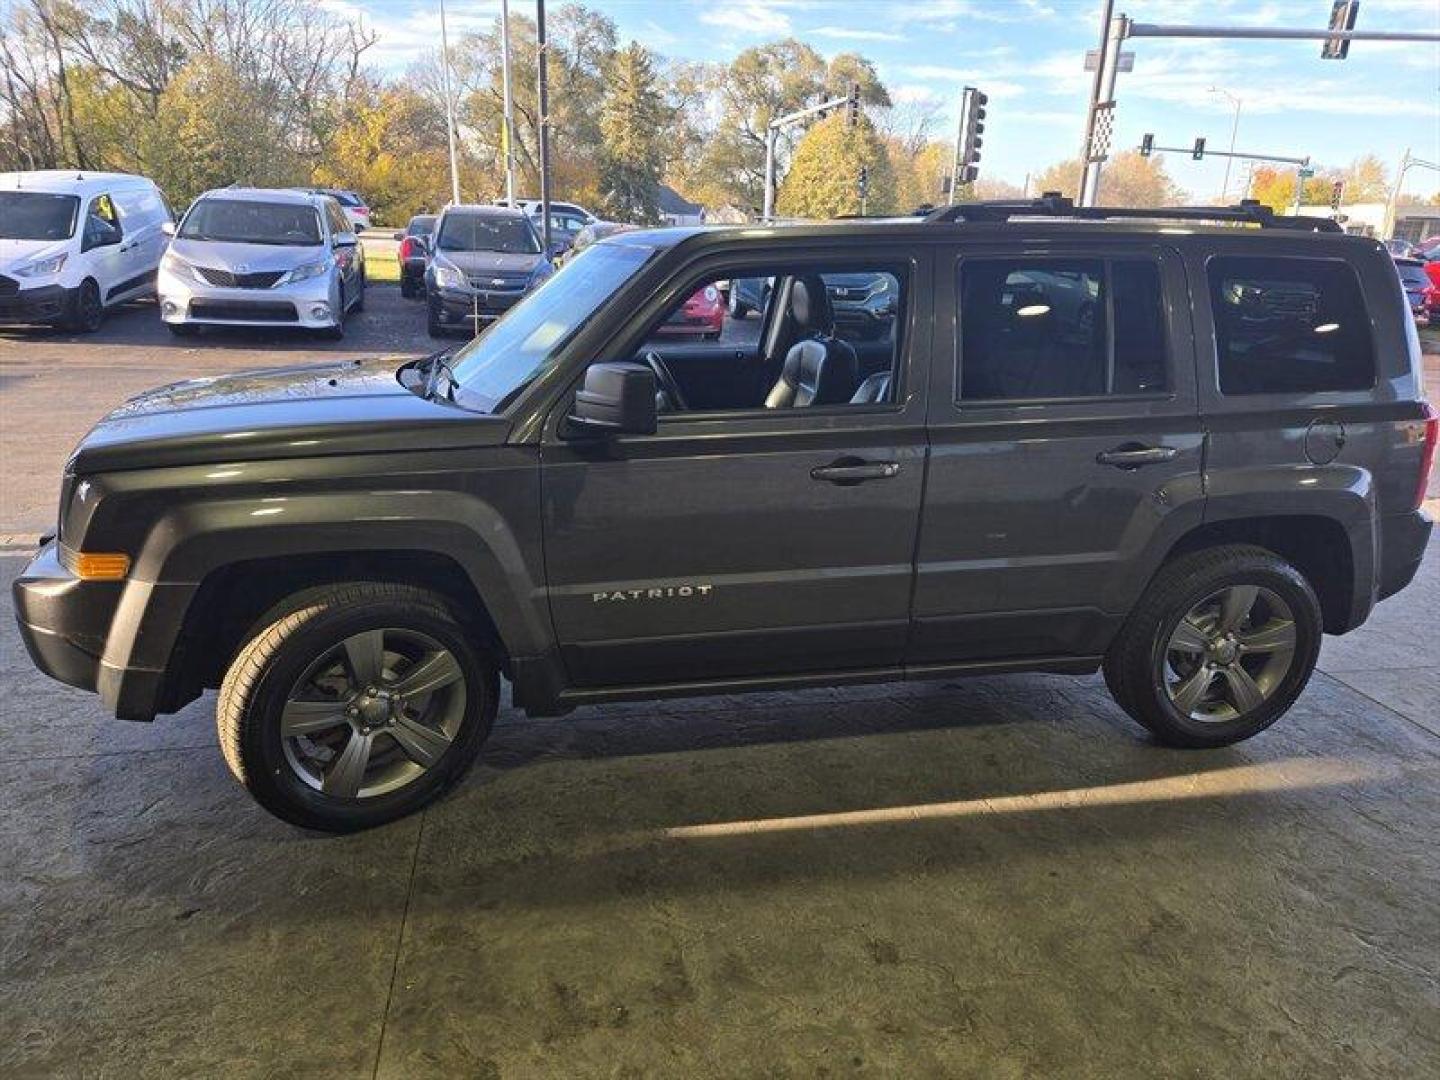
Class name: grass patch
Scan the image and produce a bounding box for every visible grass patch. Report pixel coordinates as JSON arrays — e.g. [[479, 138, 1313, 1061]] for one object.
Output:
[[365, 252, 400, 284]]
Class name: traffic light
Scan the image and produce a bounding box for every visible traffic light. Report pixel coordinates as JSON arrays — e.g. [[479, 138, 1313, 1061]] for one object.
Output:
[[958, 86, 988, 184], [845, 82, 861, 128], [1322, 0, 1359, 59], [1192, 137, 1206, 161], [858, 165, 869, 197], [1330, 180, 1345, 211], [1140, 133, 1154, 158]]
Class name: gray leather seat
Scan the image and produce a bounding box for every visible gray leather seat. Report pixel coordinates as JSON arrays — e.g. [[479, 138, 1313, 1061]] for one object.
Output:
[[765, 277, 857, 408], [849, 371, 891, 404]]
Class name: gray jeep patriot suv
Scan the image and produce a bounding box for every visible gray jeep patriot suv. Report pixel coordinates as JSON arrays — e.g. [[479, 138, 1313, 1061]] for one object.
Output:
[[14, 196, 1436, 831]]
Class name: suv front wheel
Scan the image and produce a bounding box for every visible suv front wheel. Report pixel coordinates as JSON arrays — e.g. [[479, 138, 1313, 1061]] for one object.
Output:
[[1103, 544, 1322, 748], [217, 582, 497, 831]]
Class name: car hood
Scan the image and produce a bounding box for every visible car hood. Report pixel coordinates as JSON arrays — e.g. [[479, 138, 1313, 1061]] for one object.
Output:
[[70, 355, 510, 474], [1, 238, 68, 271], [167, 237, 327, 272], [434, 250, 543, 277]]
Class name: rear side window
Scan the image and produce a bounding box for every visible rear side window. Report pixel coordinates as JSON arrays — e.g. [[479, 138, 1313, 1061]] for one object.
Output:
[[957, 258, 1168, 401], [1208, 256, 1374, 395]]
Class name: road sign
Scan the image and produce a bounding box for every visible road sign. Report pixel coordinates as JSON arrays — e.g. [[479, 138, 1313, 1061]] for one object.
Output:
[[1298, 166, 1315, 178], [1084, 49, 1135, 72]]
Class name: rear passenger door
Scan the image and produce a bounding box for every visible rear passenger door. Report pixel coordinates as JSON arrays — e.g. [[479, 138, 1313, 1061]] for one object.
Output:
[[911, 242, 1205, 666]]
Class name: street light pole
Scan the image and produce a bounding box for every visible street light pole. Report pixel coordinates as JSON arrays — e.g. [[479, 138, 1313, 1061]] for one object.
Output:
[[1078, 0, 1116, 207], [536, 0, 552, 251], [1209, 86, 1242, 202], [1383, 148, 1440, 239], [499, 0, 517, 205], [438, 0, 461, 204]]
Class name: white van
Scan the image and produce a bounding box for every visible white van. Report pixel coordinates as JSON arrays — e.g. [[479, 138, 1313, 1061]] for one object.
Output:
[[0, 171, 172, 332]]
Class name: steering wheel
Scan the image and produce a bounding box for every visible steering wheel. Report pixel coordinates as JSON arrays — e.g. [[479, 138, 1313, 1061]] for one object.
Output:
[[645, 349, 689, 412]]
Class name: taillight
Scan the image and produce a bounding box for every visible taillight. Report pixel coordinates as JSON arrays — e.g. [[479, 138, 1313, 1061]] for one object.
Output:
[[399, 237, 417, 260], [1417, 403, 1439, 511]]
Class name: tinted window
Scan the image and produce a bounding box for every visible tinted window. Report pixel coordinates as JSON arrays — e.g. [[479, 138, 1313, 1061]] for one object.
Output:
[[1209, 256, 1374, 395], [438, 213, 540, 255], [0, 192, 80, 239], [180, 199, 322, 245], [406, 215, 436, 236], [958, 258, 1167, 401]]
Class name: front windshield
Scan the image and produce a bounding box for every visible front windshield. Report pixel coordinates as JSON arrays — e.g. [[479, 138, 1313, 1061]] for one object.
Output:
[[449, 241, 656, 412], [179, 199, 323, 245], [0, 192, 80, 240], [438, 214, 540, 255]]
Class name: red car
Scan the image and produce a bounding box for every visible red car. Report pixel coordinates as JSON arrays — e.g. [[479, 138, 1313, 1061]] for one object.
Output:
[[653, 284, 724, 340]]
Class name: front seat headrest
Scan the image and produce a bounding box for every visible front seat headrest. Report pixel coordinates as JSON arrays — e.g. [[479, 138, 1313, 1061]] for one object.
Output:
[[790, 275, 834, 336]]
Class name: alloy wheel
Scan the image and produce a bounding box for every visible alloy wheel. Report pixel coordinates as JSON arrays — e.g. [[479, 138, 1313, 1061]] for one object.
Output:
[[1159, 585, 1297, 723], [280, 627, 467, 799]]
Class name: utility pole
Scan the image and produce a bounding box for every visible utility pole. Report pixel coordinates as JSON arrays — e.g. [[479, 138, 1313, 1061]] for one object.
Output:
[[536, 0, 552, 251], [438, 0, 461, 204], [500, 0, 517, 205], [1209, 86, 1242, 201]]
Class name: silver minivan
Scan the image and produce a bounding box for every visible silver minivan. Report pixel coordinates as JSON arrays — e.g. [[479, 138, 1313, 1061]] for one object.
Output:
[[158, 187, 365, 339]]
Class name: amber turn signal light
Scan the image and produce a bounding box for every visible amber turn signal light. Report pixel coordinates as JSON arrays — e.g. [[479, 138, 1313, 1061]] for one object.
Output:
[[60, 547, 130, 581]]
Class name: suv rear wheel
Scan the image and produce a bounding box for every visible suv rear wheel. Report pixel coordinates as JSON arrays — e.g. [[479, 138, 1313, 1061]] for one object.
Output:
[[217, 582, 497, 831], [1103, 544, 1322, 748]]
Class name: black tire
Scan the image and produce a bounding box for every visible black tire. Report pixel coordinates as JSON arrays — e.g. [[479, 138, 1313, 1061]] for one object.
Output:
[[217, 582, 497, 831], [427, 306, 445, 337], [166, 322, 199, 337], [400, 277, 416, 300], [1103, 544, 1322, 748], [728, 291, 749, 320], [65, 279, 104, 333]]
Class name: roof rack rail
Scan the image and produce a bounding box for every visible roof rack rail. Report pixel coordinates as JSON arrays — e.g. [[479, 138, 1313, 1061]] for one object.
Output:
[[923, 193, 1342, 233]]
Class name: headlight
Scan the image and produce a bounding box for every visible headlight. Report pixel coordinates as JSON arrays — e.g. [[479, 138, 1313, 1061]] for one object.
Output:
[[433, 262, 466, 289], [285, 260, 329, 284], [14, 252, 67, 277], [160, 251, 198, 283], [703, 285, 719, 303]]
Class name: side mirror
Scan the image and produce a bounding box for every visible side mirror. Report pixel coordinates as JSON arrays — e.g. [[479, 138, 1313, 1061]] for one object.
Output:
[[392, 230, 404, 241], [161, 220, 176, 237], [565, 362, 657, 437]]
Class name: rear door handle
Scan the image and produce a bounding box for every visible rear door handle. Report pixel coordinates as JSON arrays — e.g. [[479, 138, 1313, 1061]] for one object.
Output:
[[810, 460, 901, 484], [1095, 444, 1179, 469]]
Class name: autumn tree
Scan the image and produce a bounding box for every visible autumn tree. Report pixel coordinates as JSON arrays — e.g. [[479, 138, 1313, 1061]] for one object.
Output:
[[598, 43, 667, 224], [777, 113, 896, 219], [1032, 151, 1182, 208]]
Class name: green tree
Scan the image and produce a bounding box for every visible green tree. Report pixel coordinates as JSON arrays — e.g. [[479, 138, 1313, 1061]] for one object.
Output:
[[777, 113, 896, 218], [598, 43, 667, 224]]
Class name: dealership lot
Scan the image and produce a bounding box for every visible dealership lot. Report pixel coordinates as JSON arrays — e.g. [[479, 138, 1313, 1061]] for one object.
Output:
[[1, 285, 1438, 1075]]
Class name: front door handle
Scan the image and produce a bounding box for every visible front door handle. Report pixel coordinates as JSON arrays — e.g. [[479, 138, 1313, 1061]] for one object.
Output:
[[1095, 444, 1179, 469], [811, 460, 902, 485]]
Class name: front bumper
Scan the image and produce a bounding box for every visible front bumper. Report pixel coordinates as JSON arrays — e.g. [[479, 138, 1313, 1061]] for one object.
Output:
[[13, 543, 197, 722], [430, 285, 527, 326], [158, 266, 337, 329], [0, 283, 71, 325]]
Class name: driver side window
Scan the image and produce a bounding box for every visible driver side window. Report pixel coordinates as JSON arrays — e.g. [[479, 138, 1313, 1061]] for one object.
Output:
[[636, 264, 906, 415], [83, 194, 123, 250]]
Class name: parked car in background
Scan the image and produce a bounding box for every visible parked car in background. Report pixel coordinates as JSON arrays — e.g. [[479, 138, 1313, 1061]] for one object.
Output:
[[305, 188, 371, 231], [159, 187, 364, 339], [425, 204, 553, 336], [395, 214, 436, 299], [0, 170, 171, 332], [560, 220, 637, 266], [825, 271, 902, 340], [1395, 257, 1437, 326], [491, 198, 596, 255], [652, 282, 725, 340], [727, 276, 772, 319], [1414, 235, 1440, 259], [1384, 238, 1418, 259]]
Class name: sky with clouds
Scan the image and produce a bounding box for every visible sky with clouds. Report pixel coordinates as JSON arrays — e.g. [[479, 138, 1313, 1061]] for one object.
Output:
[[333, 0, 1440, 201]]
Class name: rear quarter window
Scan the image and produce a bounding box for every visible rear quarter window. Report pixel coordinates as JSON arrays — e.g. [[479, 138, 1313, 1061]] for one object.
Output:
[[1208, 255, 1375, 395]]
